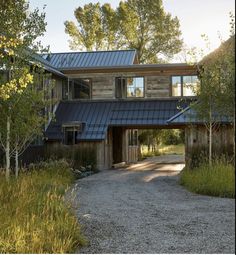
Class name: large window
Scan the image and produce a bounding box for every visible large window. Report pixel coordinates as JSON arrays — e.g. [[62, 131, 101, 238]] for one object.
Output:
[[171, 75, 199, 97], [115, 77, 144, 98], [62, 78, 91, 100]]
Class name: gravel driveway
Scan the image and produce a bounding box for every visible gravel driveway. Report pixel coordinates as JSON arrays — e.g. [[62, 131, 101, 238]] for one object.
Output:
[[71, 155, 235, 254]]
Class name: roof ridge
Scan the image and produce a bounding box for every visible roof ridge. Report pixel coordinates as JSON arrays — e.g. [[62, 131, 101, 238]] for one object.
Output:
[[43, 49, 136, 55]]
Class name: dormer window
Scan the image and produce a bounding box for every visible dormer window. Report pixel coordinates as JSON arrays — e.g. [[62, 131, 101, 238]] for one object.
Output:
[[171, 75, 199, 97], [62, 122, 84, 145], [115, 77, 144, 98]]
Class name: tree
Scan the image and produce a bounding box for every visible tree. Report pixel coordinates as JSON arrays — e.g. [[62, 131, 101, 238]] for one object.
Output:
[[193, 17, 235, 164], [64, 0, 183, 63], [0, 0, 47, 179]]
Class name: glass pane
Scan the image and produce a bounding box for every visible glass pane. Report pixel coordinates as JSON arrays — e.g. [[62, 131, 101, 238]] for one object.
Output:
[[126, 77, 144, 98], [183, 75, 199, 96], [73, 78, 91, 99], [172, 76, 181, 97], [135, 77, 144, 87]]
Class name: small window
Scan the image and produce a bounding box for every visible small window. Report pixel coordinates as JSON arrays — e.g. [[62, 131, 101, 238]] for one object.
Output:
[[172, 76, 182, 97], [183, 75, 199, 96], [115, 78, 126, 98], [128, 129, 138, 146], [171, 75, 199, 97], [62, 80, 68, 100], [115, 77, 144, 98], [127, 77, 144, 98], [65, 130, 77, 145], [62, 122, 84, 145]]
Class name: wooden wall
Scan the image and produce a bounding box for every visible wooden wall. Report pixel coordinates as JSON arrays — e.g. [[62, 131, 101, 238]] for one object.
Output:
[[185, 125, 234, 166], [146, 76, 170, 98], [67, 69, 196, 100]]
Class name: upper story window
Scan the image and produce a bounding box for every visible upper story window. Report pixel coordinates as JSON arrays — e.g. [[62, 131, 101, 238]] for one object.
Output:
[[115, 77, 144, 98], [62, 78, 91, 100], [171, 75, 199, 97]]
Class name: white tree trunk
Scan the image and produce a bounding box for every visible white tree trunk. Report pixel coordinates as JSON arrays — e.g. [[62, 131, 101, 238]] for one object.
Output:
[[209, 105, 213, 166], [6, 116, 11, 180], [15, 146, 19, 178], [209, 122, 212, 166]]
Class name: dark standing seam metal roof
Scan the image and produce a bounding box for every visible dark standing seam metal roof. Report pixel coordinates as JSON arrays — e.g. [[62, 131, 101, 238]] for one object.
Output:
[[46, 99, 190, 141], [41, 50, 137, 70], [167, 105, 233, 124], [31, 53, 67, 78]]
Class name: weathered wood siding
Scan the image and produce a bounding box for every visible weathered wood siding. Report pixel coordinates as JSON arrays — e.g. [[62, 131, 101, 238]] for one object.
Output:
[[66, 68, 197, 100], [185, 125, 234, 167], [92, 76, 114, 99], [146, 76, 170, 98]]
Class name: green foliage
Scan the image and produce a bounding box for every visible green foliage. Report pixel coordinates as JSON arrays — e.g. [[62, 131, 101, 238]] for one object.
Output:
[[0, 160, 86, 253], [180, 161, 235, 198], [160, 129, 184, 145], [139, 129, 184, 150], [46, 145, 97, 171], [64, 0, 183, 63], [141, 144, 184, 158], [0, 0, 48, 178]]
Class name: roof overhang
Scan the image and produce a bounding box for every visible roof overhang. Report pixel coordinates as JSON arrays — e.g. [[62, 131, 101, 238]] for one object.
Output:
[[59, 63, 198, 74]]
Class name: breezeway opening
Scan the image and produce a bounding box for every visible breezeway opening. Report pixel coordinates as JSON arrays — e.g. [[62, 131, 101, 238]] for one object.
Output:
[[111, 127, 186, 169]]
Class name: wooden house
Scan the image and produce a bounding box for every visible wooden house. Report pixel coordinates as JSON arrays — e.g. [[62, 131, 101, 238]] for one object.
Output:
[[37, 48, 233, 170]]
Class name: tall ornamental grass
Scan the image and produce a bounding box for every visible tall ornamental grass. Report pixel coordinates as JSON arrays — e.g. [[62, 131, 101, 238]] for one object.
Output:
[[180, 161, 235, 198], [0, 160, 85, 253]]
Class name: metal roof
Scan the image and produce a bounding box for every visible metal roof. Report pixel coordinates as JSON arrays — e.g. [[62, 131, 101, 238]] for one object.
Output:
[[167, 105, 233, 124], [41, 50, 137, 70], [46, 99, 190, 141], [31, 53, 67, 78]]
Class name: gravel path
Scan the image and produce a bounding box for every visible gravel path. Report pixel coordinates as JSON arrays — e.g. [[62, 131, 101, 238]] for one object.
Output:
[[71, 155, 235, 254]]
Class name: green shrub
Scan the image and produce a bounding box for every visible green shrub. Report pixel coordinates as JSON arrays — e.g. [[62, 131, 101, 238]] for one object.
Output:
[[0, 160, 86, 253], [180, 161, 235, 198], [161, 129, 184, 145]]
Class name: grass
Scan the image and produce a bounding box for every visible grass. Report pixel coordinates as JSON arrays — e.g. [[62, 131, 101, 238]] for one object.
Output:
[[0, 160, 86, 253], [180, 162, 235, 198], [141, 144, 184, 158]]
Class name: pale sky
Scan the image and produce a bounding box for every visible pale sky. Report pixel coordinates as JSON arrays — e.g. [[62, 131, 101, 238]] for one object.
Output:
[[30, 0, 235, 60]]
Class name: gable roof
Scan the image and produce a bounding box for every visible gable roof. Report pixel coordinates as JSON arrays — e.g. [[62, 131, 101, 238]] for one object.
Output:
[[45, 99, 190, 141], [41, 50, 137, 70]]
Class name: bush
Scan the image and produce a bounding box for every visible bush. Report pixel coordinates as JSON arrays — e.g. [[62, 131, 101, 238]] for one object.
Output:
[[180, 161, 235, 198], [0, 160, 86, 253], [161, 129, 184, 145]]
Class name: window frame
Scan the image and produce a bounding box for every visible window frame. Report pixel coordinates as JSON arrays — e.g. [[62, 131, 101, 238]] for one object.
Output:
[[72, 78, 92, 100], [115, 76, 145, 99], [170, 75, 199, 97], [128, 129, 138, 146], [63, 78, 92, 100]]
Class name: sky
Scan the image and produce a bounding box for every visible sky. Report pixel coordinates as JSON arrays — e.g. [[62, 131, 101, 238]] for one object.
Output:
[[30, 0, 235, 60]]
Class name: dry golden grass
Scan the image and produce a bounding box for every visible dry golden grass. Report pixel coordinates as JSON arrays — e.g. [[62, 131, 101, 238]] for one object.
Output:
[[180, 162, 235, 198], [0, 160, 86, 253]]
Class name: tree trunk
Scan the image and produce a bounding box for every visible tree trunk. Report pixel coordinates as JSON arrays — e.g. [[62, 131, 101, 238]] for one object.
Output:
[[15, 145, 19, 178], [209, 122, 212, 166], [5, 115, 11, 180], [208, 103, 213, 166]]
